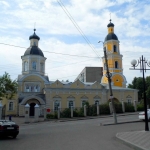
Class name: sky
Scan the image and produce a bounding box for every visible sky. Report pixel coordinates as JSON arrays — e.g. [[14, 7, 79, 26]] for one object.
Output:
[[0, 0, 150, 85]]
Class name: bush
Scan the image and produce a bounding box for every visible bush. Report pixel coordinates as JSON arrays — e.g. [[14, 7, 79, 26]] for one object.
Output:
[[46, 113, 57, 119], [124, 103, 135, 112], [87, 105, 97, 116], [60, 108, 71, 118], [114, 103, 123, 113], [137, 103, 144, 111], [99, 103, 110, 114]]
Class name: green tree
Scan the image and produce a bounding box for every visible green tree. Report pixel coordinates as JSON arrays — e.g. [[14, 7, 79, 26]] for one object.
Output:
[[0, 72, 18, 99], [128, 77, 144, 100], [128, 76, 150, 105]]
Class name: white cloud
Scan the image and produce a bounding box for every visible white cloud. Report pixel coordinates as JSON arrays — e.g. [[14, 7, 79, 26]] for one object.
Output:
[[0, 0, 150, 85]]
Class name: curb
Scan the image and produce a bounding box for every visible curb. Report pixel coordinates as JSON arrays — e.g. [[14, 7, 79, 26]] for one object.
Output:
[[116, 133, 146, 150], [102, 120, 142, 126]]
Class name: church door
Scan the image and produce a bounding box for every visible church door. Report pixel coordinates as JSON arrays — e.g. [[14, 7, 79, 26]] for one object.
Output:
[[30, 103, 36, 116]]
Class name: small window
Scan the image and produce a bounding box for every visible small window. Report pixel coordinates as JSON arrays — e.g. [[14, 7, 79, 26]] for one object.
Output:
[[115, 61, 118, 68], [26, 85, 30, 92], [82, 101, 86, 107], [32, 62, 36, 70], [113, 45, 116, 52], [68, 101, 74, 108], [34, 42, 36, 46], [40, 63, 44, 72], [54, 101, 60, 111], [9, 102, 13, 111]]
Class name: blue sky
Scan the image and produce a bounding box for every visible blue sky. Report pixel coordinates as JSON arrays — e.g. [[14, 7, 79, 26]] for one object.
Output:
[[0, 0, 150, 85]]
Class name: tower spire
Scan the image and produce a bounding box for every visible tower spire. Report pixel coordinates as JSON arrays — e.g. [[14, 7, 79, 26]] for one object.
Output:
[[109, 13, 111, 23]]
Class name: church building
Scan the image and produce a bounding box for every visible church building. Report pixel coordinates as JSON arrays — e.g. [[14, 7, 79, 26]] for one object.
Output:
[[2, 21, 138, 116]]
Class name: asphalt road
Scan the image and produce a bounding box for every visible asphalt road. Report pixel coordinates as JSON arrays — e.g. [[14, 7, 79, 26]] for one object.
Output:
[[0, 114, 149, 150]]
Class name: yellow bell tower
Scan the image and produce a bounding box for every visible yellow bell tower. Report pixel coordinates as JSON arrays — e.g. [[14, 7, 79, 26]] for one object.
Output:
[[101, 20, 127, 87]]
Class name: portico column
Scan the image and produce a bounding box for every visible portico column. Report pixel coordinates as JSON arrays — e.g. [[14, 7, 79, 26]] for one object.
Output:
[[24, 104, 30, 123], [34, 104, 39, 122]]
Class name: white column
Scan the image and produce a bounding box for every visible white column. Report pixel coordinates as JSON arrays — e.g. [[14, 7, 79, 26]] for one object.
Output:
[[134, 100, 137, 111], [0, 102, 3, 120], [84, 105, 86, 117], [109, 102, 113, 114], [34, 104, 39, 122], [122, 101, 125, 113], [57, 107, 60, 119], [97, 104, 99, 115], [71, 106, 73, 118], [24, 104, 30, 123]]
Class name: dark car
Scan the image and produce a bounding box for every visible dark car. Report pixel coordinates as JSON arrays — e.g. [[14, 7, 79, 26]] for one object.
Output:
[[0, 120, 19, 139]]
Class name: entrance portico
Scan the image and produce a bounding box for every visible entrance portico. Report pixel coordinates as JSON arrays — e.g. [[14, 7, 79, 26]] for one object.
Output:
[[19, 95, 45, 116]]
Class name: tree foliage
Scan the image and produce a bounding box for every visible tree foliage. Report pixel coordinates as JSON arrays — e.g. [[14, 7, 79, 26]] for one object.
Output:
[[128, 76, 150, 104], [0, 72, 18, 99]]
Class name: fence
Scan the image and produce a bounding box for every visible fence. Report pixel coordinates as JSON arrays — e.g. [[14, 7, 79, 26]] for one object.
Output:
[[46, 102, 137, 119]]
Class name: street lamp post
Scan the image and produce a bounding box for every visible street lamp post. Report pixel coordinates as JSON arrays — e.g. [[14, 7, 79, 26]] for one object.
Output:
[[130, 55, 149, 131], [99, 41, 117, 124]]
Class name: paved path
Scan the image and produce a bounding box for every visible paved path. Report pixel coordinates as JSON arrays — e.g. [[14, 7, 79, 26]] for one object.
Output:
[[4, 113, 150, 150], [116, 130, 150, 150]]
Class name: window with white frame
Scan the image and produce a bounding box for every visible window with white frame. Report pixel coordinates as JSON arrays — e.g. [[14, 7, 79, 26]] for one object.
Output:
[[32, 61, 36, 70], [68, 101, 74, 108], [25, 83, 40, 92], [113, 45, 117, 52], [115, 61, 118, 68], [126, 95, 132, 104], [82, 100, 86, 107], [9, 102, 13, 111], [24, 61, 28, 71], [95, 100, 99, 105], [54, 101, 60, 111]]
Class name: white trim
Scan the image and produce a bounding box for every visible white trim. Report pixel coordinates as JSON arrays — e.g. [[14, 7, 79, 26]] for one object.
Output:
[[20, 95, 45, 105]]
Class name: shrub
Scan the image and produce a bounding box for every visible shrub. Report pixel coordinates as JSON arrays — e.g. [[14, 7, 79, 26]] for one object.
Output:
[[60, 108, 71, 118], [99, 103, 110, 114], [124, 103, 135, 112], [114, 103, 123, 113], [46, 113, 57, 119], [87, 105, 97, 116], [137, 103, 144, 111]]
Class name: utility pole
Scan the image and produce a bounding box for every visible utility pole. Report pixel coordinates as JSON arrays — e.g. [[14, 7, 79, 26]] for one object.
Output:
[[98, 41, 117, 124], [104, 47, 117, 124]]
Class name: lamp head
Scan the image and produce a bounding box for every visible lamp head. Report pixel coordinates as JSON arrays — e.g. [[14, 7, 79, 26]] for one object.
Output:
[[131, 59, 137, 66]]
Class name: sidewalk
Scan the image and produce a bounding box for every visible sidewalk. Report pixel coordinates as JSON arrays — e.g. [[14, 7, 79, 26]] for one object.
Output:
[[6, 112, 139, 126], [116, 130, 150, 150]]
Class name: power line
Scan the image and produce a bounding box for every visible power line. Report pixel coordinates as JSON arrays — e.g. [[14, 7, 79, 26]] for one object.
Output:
[[0, 42, 100, 59], [57, 0, 101, 58]]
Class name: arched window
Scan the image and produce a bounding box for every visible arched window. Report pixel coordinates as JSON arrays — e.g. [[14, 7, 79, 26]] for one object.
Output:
[[24, 61, 28, 71], [9, 102, 13, 111], [32, 62, 36, 70], [113, 45, 117, 52], [115, 61, 118, 68]]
